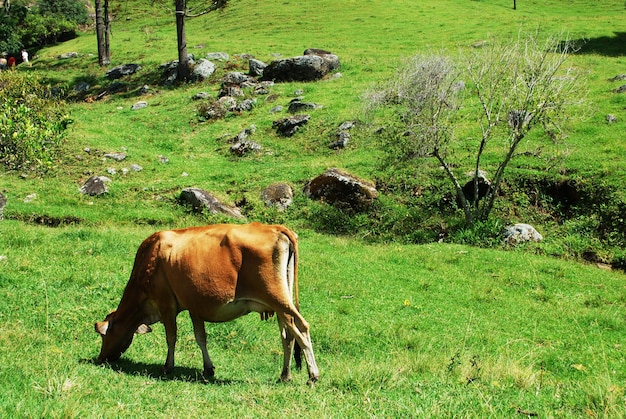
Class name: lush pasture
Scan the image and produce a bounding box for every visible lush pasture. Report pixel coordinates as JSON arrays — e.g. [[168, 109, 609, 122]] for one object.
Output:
[[1, 0, 625, 416], [0, 220, 624, 417]]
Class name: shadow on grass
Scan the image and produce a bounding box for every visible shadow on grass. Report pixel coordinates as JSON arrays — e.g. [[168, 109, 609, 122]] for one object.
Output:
[[82, 358, 241, 385], [570, 32, 626, 57]]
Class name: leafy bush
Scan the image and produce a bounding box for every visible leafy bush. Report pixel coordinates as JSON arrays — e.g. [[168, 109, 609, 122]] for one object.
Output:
[[37, 0, 89, 25], [0, 72, 71, 172], [19, 12, 77, 47], [0, 2, 29, 53]]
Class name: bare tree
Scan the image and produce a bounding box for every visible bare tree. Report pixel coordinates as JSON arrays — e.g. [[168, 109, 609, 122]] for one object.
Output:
[[365, 33, 582, 225]]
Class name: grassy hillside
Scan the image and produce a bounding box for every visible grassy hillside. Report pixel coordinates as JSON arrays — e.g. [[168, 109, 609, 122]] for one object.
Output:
[[1, 0, 625, 416], [2, 0, 624, 253]]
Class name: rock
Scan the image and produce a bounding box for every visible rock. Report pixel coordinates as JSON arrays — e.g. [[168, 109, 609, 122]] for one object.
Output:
[[24, 193, 37, 203], [193, 92, 211, 100], [504, 223, 543, 245], [218, 96, 238, 111], [262, 50, 340, 82], [136, 85, 151, 95], [270, 105, 283, 113], [234, 98, 256, 112], [206, 52, 229, 61], [608, 74, 626, 82], [179, 188, 244, 219], [459, 172, 491, 206], [131, 101, 148, 110], [261, 182, 293, 211], [192, 58, 216, 80], [0, 192, 6, 220], [606, 114, 617, 124], [249, 58, 267, 77], [130, 164, 143, 172], [106, 64, 142, 80], [614, 85, 626, 93], [329, 131, 350, 149], [338, 120, 357, 131], [80, 176, 111, 196], [288, 98, 321, 113], [218, 85, 244, 98], [75, 82, 90, 93], [304, 168, 378, 211], [230, 140, 262, 156], [222, 72, 253, 85], [273, 114, 310, 137], [57, 52, 79, 59], [104, 152, 127, 162]]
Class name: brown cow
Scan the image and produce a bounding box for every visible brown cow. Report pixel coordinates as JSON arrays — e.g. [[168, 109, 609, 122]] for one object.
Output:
[[95, 223, 319, 384]]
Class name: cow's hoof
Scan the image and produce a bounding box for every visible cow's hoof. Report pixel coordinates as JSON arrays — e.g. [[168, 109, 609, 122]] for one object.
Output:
[[203, 367, 215, 379], [307, 376, 319, 386], [278, 375, 292, 383]]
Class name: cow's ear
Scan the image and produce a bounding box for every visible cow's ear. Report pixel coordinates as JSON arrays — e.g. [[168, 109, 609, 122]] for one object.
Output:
[[95, 321, 109, 336], [136, 324, 152, 334]]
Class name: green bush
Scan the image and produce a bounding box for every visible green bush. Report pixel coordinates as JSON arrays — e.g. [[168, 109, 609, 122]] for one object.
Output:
[[19, 12, 77, 47], [37, 0, 89, 25], [0, 72, 71, 172]]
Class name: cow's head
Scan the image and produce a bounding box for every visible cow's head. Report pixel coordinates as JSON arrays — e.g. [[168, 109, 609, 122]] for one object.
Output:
[[94, 310, 151, 362]]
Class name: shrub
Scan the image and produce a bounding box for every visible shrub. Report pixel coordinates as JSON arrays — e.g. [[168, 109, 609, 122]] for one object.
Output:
[[0, 72, 71, 172], [37, 0, 89, 25]]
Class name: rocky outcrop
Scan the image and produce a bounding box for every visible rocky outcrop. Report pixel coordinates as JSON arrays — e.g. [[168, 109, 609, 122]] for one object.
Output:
[[179, 188, 244, 219], [304, 168, 378, 211]]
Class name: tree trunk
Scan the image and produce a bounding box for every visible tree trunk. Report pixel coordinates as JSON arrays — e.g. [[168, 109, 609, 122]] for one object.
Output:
[[103, 0, 110, 65], [175, 0, 190, 81], [95, 0, 110, 66], [95, 0, 105, 66]]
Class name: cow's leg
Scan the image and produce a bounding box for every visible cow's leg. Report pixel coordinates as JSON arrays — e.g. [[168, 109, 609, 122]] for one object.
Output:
[[277, 309, 320, 384], [277, 316, 295, 382], [190, 313, 215, 378], [161, 312, 178, 374]]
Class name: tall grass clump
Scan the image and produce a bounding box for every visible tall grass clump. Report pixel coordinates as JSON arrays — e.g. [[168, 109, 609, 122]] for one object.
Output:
[[0, 71, 71, 173]]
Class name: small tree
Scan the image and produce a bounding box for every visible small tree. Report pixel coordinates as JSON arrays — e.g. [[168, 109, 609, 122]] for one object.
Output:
[[366, 33, 582, 225]]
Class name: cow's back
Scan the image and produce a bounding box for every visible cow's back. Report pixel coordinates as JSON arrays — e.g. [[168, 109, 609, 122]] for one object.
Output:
[[152, 223, 296, 320]]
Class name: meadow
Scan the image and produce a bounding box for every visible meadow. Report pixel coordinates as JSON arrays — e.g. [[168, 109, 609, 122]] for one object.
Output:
[[0, 0, 625, 416]]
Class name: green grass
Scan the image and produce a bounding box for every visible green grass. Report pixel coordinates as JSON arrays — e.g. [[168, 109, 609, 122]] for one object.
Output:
[[0, 221, 624, 417], [1, 0, 626, 416]]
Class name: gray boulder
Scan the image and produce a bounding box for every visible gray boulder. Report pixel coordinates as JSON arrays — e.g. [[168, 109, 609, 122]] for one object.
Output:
[[106, 64, 142, 80], [262, 50, 340, 82], [230, 140, 262, 156], [273, 114, 310, 137], [179, 188, 244, 219], [249, 59, 267, 77], [192, 59, 216, 80], [329, 131, 350, 149], [261, 183, 293, 211], [304, 168, 378, 211], [80, 176, 111, 196], [104, 152, 127, 162], [206, 52, 230, 61], [131, 101, 148, 110], [503, 223, 543, 245], [288, 98, 321, 113]]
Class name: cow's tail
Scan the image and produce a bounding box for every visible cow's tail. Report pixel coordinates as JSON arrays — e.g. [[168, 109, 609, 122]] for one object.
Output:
[[284, 227, 303, 370]]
